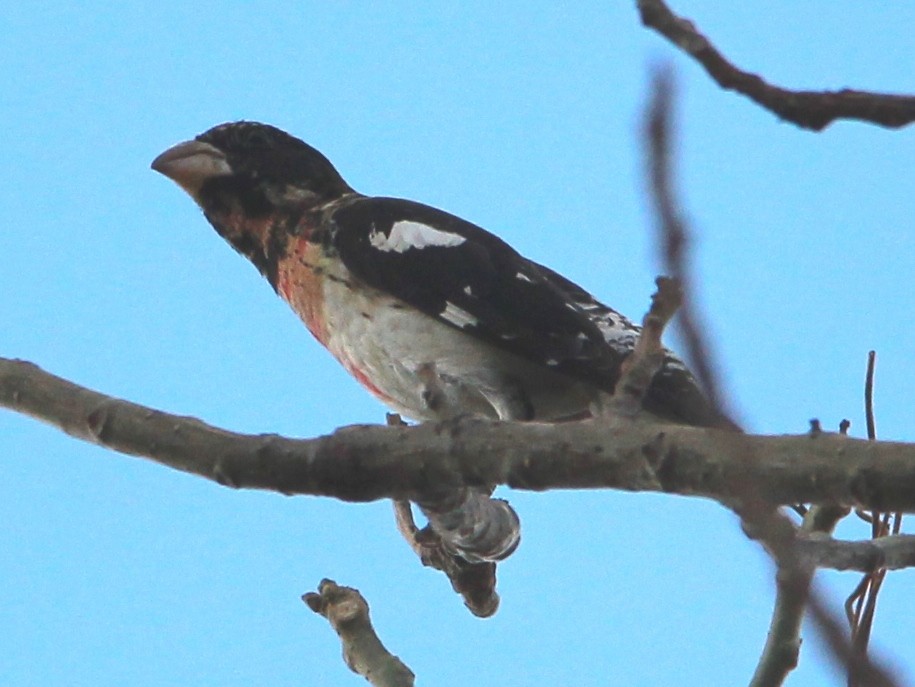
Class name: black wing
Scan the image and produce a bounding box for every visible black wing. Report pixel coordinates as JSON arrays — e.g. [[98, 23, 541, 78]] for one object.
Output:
[[329, 196, 730, 428], [329, 197, 627, 392]]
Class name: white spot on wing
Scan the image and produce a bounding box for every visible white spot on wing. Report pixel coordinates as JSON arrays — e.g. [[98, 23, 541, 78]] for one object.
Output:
[[439, 302, 478, 328], [369, 220, 467, 253], [463, 285, 473, 295], [516, 271, 534, 283]]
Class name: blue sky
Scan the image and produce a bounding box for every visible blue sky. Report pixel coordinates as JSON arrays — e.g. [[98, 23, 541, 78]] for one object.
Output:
[[2, 2, 914, 685]]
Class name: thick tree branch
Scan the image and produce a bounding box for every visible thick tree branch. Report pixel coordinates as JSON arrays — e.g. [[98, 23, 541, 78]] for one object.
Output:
[[4, 356, 915, 515], [304, 579, 415, 687], [636, 0, 915, 131]]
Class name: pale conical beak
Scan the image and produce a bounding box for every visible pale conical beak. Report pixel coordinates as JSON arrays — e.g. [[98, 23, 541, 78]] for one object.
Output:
[[151, 140, 232, 197]]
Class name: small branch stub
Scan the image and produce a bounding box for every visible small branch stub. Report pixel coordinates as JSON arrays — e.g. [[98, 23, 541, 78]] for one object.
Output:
[[304, 579, 415, 687], [615, 276, 682, 414]]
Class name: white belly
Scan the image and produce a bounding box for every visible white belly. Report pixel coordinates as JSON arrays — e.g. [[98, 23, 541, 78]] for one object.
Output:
[[320, 278, 603, 421]]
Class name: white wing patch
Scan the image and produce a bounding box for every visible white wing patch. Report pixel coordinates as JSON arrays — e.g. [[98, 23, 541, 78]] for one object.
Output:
[[440, 302, 478, 328], [369, 220, 467, 253]]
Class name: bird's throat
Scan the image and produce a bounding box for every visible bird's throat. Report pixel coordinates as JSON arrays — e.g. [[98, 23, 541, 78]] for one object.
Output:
[[205, 206, 291, 292]]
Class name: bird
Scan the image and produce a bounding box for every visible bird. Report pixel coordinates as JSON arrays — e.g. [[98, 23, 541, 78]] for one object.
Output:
[[151, 121, 724, 429], [151, 122, 728, 567]]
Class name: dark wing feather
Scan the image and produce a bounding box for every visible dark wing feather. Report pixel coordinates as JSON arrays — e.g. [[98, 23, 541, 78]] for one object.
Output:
[[329, 197, 625, 392]]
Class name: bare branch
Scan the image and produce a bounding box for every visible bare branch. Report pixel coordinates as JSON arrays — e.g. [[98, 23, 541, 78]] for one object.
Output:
[[642, 70, 898, 687], [645, 66, 738, 428], [636, 0, 915, 131], [750, 505, 847, 687], [303, 579, 415, 687], [800, 534, 915, 573], [5, 356, 915, 513]]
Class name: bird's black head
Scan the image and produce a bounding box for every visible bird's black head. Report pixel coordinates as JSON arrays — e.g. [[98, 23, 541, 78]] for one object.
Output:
[[152, 122, 353, 286], [153, 121, 353, 219], [195, 122, 351, 201]]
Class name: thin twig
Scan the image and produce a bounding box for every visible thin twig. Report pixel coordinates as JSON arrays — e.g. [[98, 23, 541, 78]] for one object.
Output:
[[636, 0, 915, 131], [807, 590, 899, 687], [845, 575, 871, 631], [846, 351, 903, 687], [865, 351, 877, 441]]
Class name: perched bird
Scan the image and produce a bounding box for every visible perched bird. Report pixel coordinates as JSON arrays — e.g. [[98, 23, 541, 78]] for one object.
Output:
[[152, 122, 728, 567], [152, 121, 723, 429]]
